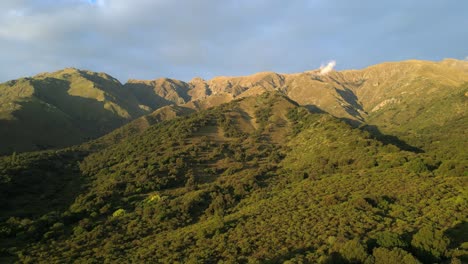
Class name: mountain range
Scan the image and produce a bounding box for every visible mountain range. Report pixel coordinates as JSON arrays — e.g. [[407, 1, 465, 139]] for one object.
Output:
[[0, 59, 466, 263], [1, 59, 466, 155]]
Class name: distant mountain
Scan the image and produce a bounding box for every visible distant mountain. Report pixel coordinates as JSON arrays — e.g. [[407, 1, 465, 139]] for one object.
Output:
[[110, 59, 468, 161], [1, 59, 466, 155], [123, 58, 467, 134], [0, 69, 201, 154], [0, 68, 148, 154], [124, 78, 191, 109]]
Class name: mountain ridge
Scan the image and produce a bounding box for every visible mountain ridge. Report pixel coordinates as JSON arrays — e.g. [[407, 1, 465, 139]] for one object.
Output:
[[0, 58, 466, 154]]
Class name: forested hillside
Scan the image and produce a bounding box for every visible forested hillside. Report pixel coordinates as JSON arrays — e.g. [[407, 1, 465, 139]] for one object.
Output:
[[0, 92, 466, 263]]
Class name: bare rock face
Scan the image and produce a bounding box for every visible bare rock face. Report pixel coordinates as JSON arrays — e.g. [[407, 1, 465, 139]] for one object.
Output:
[[188, 77, 211, 101]]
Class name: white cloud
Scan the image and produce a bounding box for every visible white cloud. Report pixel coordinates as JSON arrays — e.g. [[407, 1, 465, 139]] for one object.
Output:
[[319, 60, 336, 75], [0, 0, 293, 81]]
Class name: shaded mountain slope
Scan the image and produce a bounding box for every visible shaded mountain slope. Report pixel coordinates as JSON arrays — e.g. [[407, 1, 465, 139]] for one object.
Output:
[[0, 68, 150, 154], [124, 78, 191, 110]]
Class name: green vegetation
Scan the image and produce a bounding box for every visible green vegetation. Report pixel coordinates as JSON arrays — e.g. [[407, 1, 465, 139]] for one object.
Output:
[[0, 69, 195, 155], [0, 91, 466, 263], [0, 69, 146, 154]]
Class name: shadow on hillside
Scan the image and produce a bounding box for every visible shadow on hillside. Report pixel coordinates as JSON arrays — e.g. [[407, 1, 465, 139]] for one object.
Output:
[[335, 88, 366, 121], [296, 104, 424, 154], [124, 82, 175, 109], [445, 221, 468, 263], [340, 117, 363, 128], [0, 149, 90, 262], [0, 77, 141, 155], [124, 79, 191, 108], [304, 104, 326, 114], [359, 124, 424, 153], [0, 112, 81, 156], [32, 78, 129, 134], [0, 150, 89, 219]]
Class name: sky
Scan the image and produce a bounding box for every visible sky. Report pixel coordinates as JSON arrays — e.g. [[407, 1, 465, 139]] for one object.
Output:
[[0, 0, 467, 83]]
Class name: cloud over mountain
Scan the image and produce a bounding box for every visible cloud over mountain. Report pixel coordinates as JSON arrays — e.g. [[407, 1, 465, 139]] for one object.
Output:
[[319, 60, 336, 75]]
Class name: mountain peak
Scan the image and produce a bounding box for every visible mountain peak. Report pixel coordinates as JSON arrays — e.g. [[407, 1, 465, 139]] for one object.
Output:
[[189, 77, 206, 84]]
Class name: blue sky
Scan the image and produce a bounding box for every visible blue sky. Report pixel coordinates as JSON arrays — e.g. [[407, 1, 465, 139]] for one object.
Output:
[[0, 0, 467, 83]]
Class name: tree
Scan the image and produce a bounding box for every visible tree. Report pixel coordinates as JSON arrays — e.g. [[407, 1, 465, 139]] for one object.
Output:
[[338, 239, 369, 263], [411, 226, 450, 262], [374, 231, 408, 248], [372, 247, 421, 264]]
